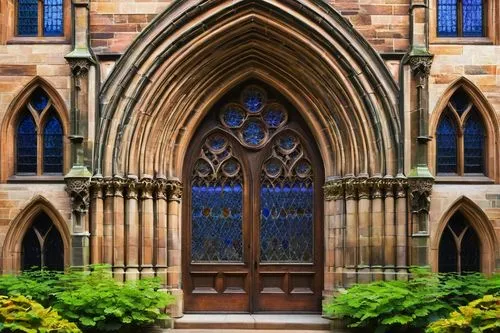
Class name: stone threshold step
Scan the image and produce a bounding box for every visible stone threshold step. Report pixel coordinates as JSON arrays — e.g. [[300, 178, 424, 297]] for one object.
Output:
[[174, 314, 332, 330]]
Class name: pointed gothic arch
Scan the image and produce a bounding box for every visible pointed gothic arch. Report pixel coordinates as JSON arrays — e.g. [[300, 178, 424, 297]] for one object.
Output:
[[429, 77, 499, 181], [431, 196, 497, 275], [1, 195, 71, 273], [0, 76, 70, 181], [96, 0, 401, 180]]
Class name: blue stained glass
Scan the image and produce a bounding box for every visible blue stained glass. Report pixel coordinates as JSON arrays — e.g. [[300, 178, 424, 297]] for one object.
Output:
[[278, 134, 297, 150], [191, 178, 243, 262], [43, 115, 63, 173], [463, 0, 483, 37], [242, 87, 265, 113], [44, 0, 64, 37], [17, 0, 38, 36], [207, 135, 227, 151], [222, 159, 240, 176], [242, 119, 266, 146], [263, 106, 286, 128], [438, 0, 457, 37], [464, 111, 484, 173], [222, 106, 245, 128], [437, 115, 458, 174], [450, 89, 469, 115], [295, 160, 312, 176], [31, 88, 49, 112], [17, 114, 37, 173], [265, 159, 282, 177], [260, 180, 314, 263]]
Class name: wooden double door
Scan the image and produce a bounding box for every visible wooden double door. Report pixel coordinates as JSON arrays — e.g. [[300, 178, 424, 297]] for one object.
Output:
[[182, 83, 323, 313]]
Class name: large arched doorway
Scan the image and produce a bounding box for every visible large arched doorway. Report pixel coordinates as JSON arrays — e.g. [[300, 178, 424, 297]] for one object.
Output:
[[183, 81, 324, 312]]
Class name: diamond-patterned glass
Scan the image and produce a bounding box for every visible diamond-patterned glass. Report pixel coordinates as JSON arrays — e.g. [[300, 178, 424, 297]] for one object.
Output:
[[260, 180, 314, 263], [464, 111, 484, 174], [462, 0, 483, 37], [43, 115, 63, 174], [437, 0, 458, 37], [17, 0, 38, 36], [17, 114, 37, 173], [436, 115, 457, 174], [44, 0, 63, 36]]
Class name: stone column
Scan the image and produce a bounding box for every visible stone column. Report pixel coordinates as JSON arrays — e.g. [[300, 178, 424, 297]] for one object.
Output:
[[357, 177, 371, 283], [140, 177, 155, 278], [125, 177, 140, 280], [103, 178, 114, 266], [383, 177, 396, 280], [370, 177, 384, 281], [155, 178, 169, 285], [395, 176, 408, 279], [112, 177, 126, 281], [89, 177, 104, 264], [324, 179, 344, 291], [343, 177, 358, 286]]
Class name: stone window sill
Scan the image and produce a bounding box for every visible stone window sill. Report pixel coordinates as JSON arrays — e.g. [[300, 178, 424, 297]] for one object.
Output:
[[8, 175, 65, 184], [434, 175, 495, 184], [430, 37, 493, 45], [7, 37, 70, 45]]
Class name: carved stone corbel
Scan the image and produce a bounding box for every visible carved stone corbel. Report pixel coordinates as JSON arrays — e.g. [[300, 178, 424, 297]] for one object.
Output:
[[408, 178, 434, 214], [65, 178, 90, 214]]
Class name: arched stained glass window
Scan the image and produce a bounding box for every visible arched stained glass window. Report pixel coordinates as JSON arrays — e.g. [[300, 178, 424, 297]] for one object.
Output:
[[17, 114, 37, 174], [464, 111, 485, 174], [15, 87, 65, 176], [438, 212, 480, 274], [260, 134, 314, 263], [22, 212, 64, 271], [191, 135, 243, 262], [17, 0, 64, 37], [437, 0, 484, 37], [43, 115, 63, 174], [436, 115, 457, 174], [436, 88, 486, 177]]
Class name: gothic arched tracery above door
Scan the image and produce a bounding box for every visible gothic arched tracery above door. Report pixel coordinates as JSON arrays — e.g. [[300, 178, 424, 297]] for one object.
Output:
[[183, 81, 324, 313]]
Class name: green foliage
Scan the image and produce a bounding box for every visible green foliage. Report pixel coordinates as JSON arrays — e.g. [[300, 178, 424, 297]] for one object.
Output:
[[323, 270, 500, 333], [0, 266, 175, 332], [426, 295, 500, 333], [0, 295, 80, 333]]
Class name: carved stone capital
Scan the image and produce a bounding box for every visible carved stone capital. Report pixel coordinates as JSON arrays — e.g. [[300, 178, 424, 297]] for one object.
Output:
[[357, 177, 371, 199], [155, 178, 168, 200], [90, 177, 104, 200], [125, 177, 139, 200], [343, 177, 358, 200], [382, 177, 395, 198], [166, 179, 183, 202], [395, 177, 408, 199], [65, 178, 90, 213], [67, 58, 92, 78], [324, 179, 344, 201], [370, 177, 384, 199], [111, 176, 126, 197], [140, 177, 155, 199], [408, 54, 434, 81], [408, 178, 434, 214], [103, 178, 114, 198]]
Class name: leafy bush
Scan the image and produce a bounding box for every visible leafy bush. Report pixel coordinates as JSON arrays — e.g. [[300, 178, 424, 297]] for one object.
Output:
[[0, 266, 175, 332], [0, 295, 80, 333], [323, 270, 500, 333], [426, 295, 500, 333]]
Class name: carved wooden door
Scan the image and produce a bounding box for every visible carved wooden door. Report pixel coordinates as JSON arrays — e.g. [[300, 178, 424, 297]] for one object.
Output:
[[183, 82, 323, 313]]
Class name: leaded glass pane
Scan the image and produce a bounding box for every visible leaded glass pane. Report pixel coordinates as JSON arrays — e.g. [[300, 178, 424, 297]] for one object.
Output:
[[263, 104, 286, 128], [461, 227, 480, 273], [463, 0, 483, 37], [436, 115, 457, 174], [30, 88, 49, 113], [43, 115, 63, 174], [437, 0, 457, 37], [221, 105, 245, 128], [438, 227, 457, 273], [44, 0, 64, 36], [191, 138, 243, 263], [464, 111, 485, 174], [17, 114, 37, 174], [17, 0, 38, 36], [450, 89, 469, 116], [241, 86, 266, 113]]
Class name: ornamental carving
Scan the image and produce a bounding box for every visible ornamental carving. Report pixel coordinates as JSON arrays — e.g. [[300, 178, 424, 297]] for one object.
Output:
[[324, 176, 409, 201], [408, 178, 434, 214], [67, 58, 92, 78], [409, 55, 434, 79], [166, 179, 183, 202], [324, 179, 343, 201], [140, 178, 155, 199], [65, 178, 90, 213]]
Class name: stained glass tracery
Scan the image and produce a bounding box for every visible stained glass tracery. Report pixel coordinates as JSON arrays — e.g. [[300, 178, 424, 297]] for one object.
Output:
[[17, 114, 37, 174], [436, 115, 457, 174], [191, 135, 243, 263], [464, 111, 485, 174], [43, 115, 63, 173], [437, 0, 484, 37]]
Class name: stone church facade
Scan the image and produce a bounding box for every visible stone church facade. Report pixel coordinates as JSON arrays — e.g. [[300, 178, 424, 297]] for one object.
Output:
[[0, 0, 498, 315]]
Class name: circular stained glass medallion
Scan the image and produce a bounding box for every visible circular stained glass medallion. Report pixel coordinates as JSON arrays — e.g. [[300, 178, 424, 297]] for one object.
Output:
[[278, 134, 297, 151], [222, 158, 240, 177], [241, 86, 266, 113], [221, 104, 245, 128], [207, 135, 227, 151], [241, 119, 266, 146], [263, 104, 287, 128], [265, 159, 282, 177], [30, 88, 49, 112]]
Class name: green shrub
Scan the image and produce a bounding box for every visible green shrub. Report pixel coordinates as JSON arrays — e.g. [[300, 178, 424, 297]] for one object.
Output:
[[0, 266, 175, 332], [426, 295, 500, 333], [0, 295, 80, 333], [323, 270, 500, 333]]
